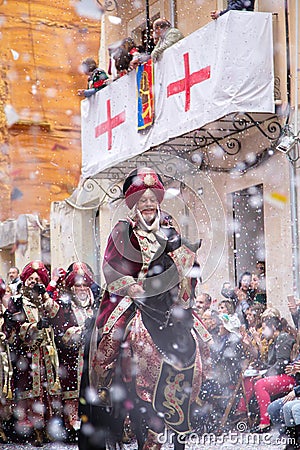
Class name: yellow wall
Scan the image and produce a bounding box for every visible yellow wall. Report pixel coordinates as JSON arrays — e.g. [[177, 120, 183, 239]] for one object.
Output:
[[0, 0, 101, 220]]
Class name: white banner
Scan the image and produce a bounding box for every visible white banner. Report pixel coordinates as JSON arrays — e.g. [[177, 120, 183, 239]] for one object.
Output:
[[81, 11, 274, 178]]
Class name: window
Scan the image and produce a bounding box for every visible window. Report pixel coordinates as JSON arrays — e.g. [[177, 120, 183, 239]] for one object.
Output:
[[230, 184, 265, 284]]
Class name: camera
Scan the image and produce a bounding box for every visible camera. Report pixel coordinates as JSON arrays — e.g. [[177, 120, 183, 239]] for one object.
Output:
[[32, 283, 46, 296]]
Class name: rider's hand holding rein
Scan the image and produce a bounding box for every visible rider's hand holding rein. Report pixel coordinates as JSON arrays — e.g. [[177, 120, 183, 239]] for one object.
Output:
[[127, 283, 145, 299]]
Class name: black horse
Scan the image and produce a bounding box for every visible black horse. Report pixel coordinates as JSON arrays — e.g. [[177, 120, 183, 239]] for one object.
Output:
[[79, 232, 206, 450]]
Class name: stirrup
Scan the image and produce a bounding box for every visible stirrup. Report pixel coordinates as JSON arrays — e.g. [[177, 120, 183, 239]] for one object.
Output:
[[98, 387, 112, 407]]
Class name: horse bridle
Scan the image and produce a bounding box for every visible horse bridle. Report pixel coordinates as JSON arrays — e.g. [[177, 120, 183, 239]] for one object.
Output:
[[133, 297, 173, 330]]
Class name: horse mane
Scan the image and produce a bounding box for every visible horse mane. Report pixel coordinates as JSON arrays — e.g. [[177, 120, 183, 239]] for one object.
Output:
[[138, 234, 198, 368]]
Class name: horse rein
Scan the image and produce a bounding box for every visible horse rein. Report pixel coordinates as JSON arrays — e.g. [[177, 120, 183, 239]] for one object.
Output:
[[133, 297, 172, 330]]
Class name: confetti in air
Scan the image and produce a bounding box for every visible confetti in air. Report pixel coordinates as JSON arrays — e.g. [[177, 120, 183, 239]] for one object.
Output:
[[164, 188, 181, 199], [265, 191, 288, 208], [108, 15, 122, 25], [73, 0, 104, 20], [4, 104, 19, 126], [11, 187, 24, 201], [10, 49, 19, 60]]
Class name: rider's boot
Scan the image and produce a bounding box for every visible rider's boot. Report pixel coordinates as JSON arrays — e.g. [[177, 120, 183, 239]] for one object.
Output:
[[142, 429, 162, 450]]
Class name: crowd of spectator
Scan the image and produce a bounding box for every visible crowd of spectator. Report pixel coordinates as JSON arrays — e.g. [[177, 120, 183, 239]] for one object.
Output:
[[1, 255, 300, 449], [194, 261, 300, 450], [0, 261, 100, 446]]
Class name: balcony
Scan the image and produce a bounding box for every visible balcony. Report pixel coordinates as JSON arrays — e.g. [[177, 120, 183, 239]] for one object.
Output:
[[76, 11, 283, 207]]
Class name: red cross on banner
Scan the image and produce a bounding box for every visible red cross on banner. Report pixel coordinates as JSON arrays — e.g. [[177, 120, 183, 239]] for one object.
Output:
[[95, 99, 126, 150], [167, 52, 211, 112]]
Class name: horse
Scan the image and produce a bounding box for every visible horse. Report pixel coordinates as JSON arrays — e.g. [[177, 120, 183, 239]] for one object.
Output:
[[78, 232, 209, 450]]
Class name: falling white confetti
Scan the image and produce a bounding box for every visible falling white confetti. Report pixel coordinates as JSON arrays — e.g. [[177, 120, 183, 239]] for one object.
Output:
[[108, 15, 122, 25], [46, 88, 57, 98], [4, 104, 19, 126], [164, 187, 180, 199], [10, 49, 19, 60], [73, 0, 104, 20]]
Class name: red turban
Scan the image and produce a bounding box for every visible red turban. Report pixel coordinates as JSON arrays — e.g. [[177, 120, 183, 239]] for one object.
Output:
[[65, 262, 94, 288], [20, 261, 50, 286], [123, 167, 165, 209]]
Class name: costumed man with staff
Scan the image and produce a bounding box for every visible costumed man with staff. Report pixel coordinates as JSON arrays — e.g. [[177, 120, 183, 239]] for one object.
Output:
[[46, 262, 96, 442], [4, 261, 61, 447], [89, 167, 211, 450]]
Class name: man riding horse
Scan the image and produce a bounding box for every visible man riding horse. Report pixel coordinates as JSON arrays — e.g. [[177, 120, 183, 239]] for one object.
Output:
[[86, 167, 211, 449]]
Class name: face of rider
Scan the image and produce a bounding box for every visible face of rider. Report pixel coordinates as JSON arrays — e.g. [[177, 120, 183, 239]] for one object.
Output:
[[25, 273, 41, 289], [74, 282, 89, 302], [136, 190, 159, 225]]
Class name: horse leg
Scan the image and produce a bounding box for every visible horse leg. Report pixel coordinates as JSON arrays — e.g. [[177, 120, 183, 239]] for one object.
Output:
[[78, 404, 107, 450], [128, 403, 146, 449], [173, 434, 185, 450]]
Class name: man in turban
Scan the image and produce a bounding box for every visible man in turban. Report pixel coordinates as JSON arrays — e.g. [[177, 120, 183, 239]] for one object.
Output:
[[46, 262, 96, 442], [4, 261, 61, 446], [95, 167, 165, 335], [87, 168, 209, 450]]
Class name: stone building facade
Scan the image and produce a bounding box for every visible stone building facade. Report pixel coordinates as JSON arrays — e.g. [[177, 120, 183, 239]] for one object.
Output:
[[1, 0, 300, 317]]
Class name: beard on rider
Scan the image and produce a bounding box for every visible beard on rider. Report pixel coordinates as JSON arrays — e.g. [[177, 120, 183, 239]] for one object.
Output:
[[136, 190, 159, 225]]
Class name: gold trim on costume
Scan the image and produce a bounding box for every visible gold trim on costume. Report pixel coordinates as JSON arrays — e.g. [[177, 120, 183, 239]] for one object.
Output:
[[107, 276, 136, 294], [102, 296, 133, 334], [193, 314, 212, 343], [169, 245, 197, 307]]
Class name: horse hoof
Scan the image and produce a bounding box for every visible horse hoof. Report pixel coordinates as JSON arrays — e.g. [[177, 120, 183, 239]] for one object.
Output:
[[98, 387, 112, 407]]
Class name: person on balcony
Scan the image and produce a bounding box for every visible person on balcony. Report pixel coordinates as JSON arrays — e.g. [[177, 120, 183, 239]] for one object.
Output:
[[211, 0, 255, 20], [151, 19, 184, 62], [77, 57, 109, 98], [129, 19, 183, 71]]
